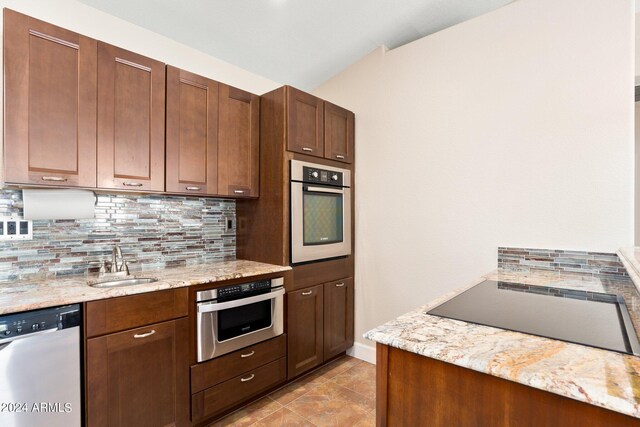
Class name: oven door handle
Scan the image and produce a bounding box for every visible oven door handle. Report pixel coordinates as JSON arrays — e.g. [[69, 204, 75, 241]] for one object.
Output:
[[304, 185, 344, 195], [197, 288, 285, 313]]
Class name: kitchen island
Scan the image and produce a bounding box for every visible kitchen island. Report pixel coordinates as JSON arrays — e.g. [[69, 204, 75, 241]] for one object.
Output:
[[365, 269, 640, 426]]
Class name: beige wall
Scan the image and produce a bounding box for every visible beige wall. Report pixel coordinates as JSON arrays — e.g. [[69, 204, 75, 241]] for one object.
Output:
[[0, 0, 280, 94], [314, 0, 634, 355], [636, 103, 640, 245], [636, 12, 640, 245]]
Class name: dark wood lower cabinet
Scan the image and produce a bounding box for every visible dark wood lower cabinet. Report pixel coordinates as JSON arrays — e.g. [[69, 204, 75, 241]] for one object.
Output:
[[287, 284, 324, 378], [323, 278, 354, 360], [376, 343, 640, 427], [191, 357, 287, 423], [86, 318, 189, 427]]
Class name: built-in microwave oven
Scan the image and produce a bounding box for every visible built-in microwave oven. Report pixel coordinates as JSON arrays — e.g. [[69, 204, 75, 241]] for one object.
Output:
[[290, 160, 351, 264], [196, 277, 284, 362]]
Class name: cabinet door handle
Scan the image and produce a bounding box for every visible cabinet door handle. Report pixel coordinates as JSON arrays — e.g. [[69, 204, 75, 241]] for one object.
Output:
[[41, 176, 68, 182], [241, 351, 255, 358], [123, 182, 143, 187], [234, 190, 245, 194], [302, 147, 313, 152], [186, 186, 201, 191], [302, 290, 313, 296], [240, 374, 255, 382], [336, 155, 345, 159], [335, 283, 345, 287], [133, 330, 156, 339]]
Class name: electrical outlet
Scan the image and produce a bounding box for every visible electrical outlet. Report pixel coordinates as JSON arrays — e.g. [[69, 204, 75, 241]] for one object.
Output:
[[0, 218, 32, 240], [224, 216, 235, 233]]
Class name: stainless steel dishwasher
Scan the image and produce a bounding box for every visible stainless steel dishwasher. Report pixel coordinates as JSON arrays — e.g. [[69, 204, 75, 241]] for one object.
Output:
[[0, 304, 81, 427]]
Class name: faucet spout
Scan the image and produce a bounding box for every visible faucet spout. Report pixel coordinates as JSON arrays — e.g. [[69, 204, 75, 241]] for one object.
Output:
[[111, 246, 123, 273]]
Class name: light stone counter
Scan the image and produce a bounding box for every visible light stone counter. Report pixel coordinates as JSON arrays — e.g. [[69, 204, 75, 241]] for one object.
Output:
[[619, 247, 640, 294], [0, 259, 291, 315], [365, 269, 640, 419]]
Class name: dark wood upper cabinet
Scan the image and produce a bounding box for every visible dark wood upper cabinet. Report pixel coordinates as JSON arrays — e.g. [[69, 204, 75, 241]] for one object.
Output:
[[4, 9, 97, 187], [218, 84, 260, 197], [287, 284, 324, 379], [286, 86, 324, 157], [323, 277, 354, 360], [87, 318, 189, 427], [324, 102, 354, 164], [97, 42, 166, 192], [165, 66, 219, 195], [284, 86, 354, 164]]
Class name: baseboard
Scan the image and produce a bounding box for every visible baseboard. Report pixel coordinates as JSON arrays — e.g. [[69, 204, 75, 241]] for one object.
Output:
[[346, 342, 376, 364]]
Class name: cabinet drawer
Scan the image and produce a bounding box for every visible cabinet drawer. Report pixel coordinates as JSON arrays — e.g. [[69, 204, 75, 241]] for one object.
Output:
[[191, 334, 286, 393], [191, 357, 286, 422], [86, 288, 188, 338]]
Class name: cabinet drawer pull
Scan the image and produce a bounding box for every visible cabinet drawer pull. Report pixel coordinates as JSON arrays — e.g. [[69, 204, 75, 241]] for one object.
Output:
[[335, 282, 345, 287], [302, 147, 313, 152], [123, 182, 143, 187], [241, 351, 255, 358], [133, 330, 156, 339], [240, 374, 255, 382], [186, 186, 201, 191], [234, 190, 245, 194], [336, 155, 345, 159], [41, 176, 67, 182], [302, 290, 313, 296]]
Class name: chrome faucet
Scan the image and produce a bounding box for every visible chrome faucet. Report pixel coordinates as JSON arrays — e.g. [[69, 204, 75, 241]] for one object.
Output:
[[96, 245, 130, 278], [111, 245, 130, 275], [111, 246, 123, 273]]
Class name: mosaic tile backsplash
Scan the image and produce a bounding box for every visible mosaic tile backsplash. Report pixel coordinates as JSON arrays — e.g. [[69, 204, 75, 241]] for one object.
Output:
[[0, 189, 235, 282], [498, 247, 629, 279]]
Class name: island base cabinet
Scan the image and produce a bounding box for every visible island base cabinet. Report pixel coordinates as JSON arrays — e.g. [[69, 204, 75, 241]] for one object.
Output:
[[376, 343, 640, 427], [86, 318, 189, 427]]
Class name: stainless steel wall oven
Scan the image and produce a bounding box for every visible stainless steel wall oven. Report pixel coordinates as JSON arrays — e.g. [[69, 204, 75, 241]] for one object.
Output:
[[290, 160, 352, 264], [196, 277, 284, 362]]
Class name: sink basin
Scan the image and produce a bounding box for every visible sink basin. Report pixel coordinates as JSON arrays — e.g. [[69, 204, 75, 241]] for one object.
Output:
[[90, 277, 158, 288]]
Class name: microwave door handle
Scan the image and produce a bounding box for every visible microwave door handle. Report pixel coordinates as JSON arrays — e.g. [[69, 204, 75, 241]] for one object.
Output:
[[304, 186, 344, 195], [197, 288, 285, 313]]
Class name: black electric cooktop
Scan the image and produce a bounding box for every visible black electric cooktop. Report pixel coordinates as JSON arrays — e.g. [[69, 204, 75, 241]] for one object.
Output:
[[427, 280, 640, 356]]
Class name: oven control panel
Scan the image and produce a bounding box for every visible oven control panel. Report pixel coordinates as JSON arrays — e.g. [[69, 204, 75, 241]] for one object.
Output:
[[303, 166, 344, 186], [217, 279, 272, 300]]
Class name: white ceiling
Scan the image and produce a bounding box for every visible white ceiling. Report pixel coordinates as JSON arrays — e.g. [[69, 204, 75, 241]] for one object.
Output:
[[78, 0, 515, 91]]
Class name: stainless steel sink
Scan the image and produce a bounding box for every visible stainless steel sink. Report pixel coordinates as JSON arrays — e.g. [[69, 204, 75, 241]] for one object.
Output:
[[90, 277, 158, 288]]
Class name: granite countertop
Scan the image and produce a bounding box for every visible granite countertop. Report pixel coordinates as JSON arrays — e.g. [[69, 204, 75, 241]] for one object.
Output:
[[365, 268, 640, 419], [0, 259, 291, 315]]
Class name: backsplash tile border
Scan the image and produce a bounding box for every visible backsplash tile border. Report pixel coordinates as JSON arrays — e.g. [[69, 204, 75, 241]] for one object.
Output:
[[0, 189, 235, 282], [498, 247, 629, 279]]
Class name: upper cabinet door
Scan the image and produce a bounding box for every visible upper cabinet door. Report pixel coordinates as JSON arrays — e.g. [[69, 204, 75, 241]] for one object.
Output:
[[324, 102, 354, 164], [4, 9, 97, 187], [97, 42, 166, 192], [166, 66, 219, 195], [218, 84, 260, 198], [286, 86, 323, 157]]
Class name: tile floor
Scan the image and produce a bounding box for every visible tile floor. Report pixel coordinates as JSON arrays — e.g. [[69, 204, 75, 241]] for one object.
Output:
[[208, 356, 376, 427]]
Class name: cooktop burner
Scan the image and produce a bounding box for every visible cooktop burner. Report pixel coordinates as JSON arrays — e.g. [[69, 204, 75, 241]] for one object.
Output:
[[426, 280, 640, 356]]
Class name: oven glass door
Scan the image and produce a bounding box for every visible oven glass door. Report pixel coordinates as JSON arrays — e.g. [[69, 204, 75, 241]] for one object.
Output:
[[218, 299, 271, 341], [291, 182, 351, 264], [303, 187, 344, 245]]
